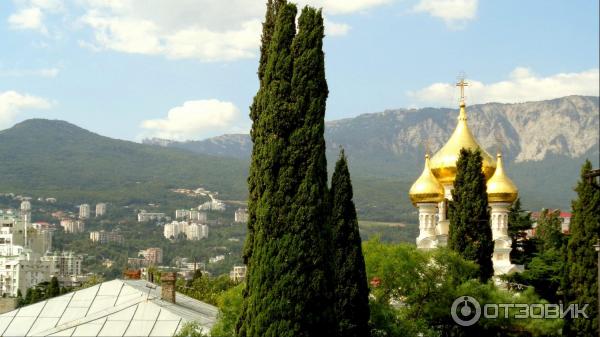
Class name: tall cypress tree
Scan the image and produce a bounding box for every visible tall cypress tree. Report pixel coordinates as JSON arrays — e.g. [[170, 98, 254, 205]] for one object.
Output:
[[330, 150, 370, 337], [284, 5, 335, 333], [564, 160, 600, 337], [448, 148, 494, 282], [244, 0, 286, 267], [239, 3, 297, 336], [238, 3, 334, 336]]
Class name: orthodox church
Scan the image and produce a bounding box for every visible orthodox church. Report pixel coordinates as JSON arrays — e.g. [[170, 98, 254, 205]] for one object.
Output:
[[409, 80, 522, 275]]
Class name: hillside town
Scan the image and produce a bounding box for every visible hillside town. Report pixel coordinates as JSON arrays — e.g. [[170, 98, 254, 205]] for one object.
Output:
[[0, 191, 249, 314]]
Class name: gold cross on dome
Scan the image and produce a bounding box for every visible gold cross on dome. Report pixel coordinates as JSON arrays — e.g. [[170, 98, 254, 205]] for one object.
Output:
[[456, 77, 469, 102]]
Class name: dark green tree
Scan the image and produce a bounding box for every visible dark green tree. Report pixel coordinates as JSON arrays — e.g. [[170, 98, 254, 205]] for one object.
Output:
[[505, 208, 566, 303], [29, 287, 40, 304], [535, 209, 564, 253], [47, 276, 60, 299], [330, 150, 370, 337], [448, 148, 494, 282], [24, 287, 33, 305], [242, 0, 289, 271], [239, 2, 334, 336], [508, 198, 536, 265], [564, 160, 600, 336], [16, 289, 25, 308]]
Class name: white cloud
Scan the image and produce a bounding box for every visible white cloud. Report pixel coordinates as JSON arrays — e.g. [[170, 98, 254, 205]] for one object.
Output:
[[28, 0, 64, 11], [325, 19, 351, 37], [7, 0, 393, 61], [298, 0, 393, 14], [140, 99, 247, 140], [76, 0, 394, 61], [413, 0, 478, 28], [8, 7, 47, 34], [0, 91, 52, 128], [408, 68, 600, 106], [8, 0, 64, 35], [77, 1, 266, 61], [0, 67, 60, 78]]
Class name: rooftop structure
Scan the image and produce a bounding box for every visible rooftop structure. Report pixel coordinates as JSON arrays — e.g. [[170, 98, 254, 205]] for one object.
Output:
[[0, 278, 218, 336]]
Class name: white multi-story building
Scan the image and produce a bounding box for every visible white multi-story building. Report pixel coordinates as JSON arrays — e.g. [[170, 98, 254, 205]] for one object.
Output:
[[29, 223, 53, 255], [138, 248, 163, 265], [89, 230, 124, 245], [60, 219, 85, 233], [234, 208, 249, 223], [0, 211, 24, 250], [175, 209, 207, 222], [209, 255, 225, 264], [186, 223, 209, 240], [0, 250, 54, 297], [175, 258, 206, 273], [40, 251, 83, 277], [198, 199, 226, 212], [164, 221, 208, 240], [95, 203, 107, 217], [137, 211, 166, 222], [175, 209, 188, 219], [229, 265, 247, 282], [0, 206, 74, 297], [79, 204, 90, 219]]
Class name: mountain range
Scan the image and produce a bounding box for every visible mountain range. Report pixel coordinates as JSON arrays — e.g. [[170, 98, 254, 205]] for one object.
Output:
[[0, 95, 596, 223], [144, 95, 599, 214]]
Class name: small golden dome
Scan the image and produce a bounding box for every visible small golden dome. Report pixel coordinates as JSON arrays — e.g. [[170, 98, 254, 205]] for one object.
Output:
[[409, 154, 445, 205], [487, 153, 518, 203], [430, 101, 496, 184]]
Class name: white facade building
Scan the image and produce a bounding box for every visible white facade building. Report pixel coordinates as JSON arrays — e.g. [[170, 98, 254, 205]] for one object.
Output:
[[95, 203, 107, 217], [163, 221, 208, 240], [234, 208, 249, 223], [79, 204, 90, 219], [209, 255, 225, 264], [89, 230, 124, 245], [0, 251, 55, 297], [60, 219, 85, 233], [137, 211, 166, 222], [229, 265, 247, 282], [175, 209, 208, 222], [198, 199, 226, 212], [40, 251, 83, 277], [138, 248, 163, 265]]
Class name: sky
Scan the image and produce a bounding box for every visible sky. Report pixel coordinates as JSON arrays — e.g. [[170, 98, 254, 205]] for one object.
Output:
[[0, 0, 598, 141]]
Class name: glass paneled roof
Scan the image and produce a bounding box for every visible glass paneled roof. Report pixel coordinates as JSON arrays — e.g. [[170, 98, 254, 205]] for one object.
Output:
[[0, 279, 218, 336]]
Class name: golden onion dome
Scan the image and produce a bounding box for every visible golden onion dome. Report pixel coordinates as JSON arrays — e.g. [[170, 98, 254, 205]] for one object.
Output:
[[409, 154, 445, 205], [487, 153, 518, 203], [430, 100, 496, 185]]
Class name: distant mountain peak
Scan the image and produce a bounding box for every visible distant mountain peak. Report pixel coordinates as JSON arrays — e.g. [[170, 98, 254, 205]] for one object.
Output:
[[145, 95, 598, 165]]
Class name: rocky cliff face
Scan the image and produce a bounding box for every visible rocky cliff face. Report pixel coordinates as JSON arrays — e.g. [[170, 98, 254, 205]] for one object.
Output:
[[151, 96, 598, 167], [326, 95, 598, 165]]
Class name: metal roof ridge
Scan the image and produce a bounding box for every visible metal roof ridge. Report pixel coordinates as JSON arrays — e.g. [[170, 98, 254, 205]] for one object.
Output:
[[34, 292, 146, 336]]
